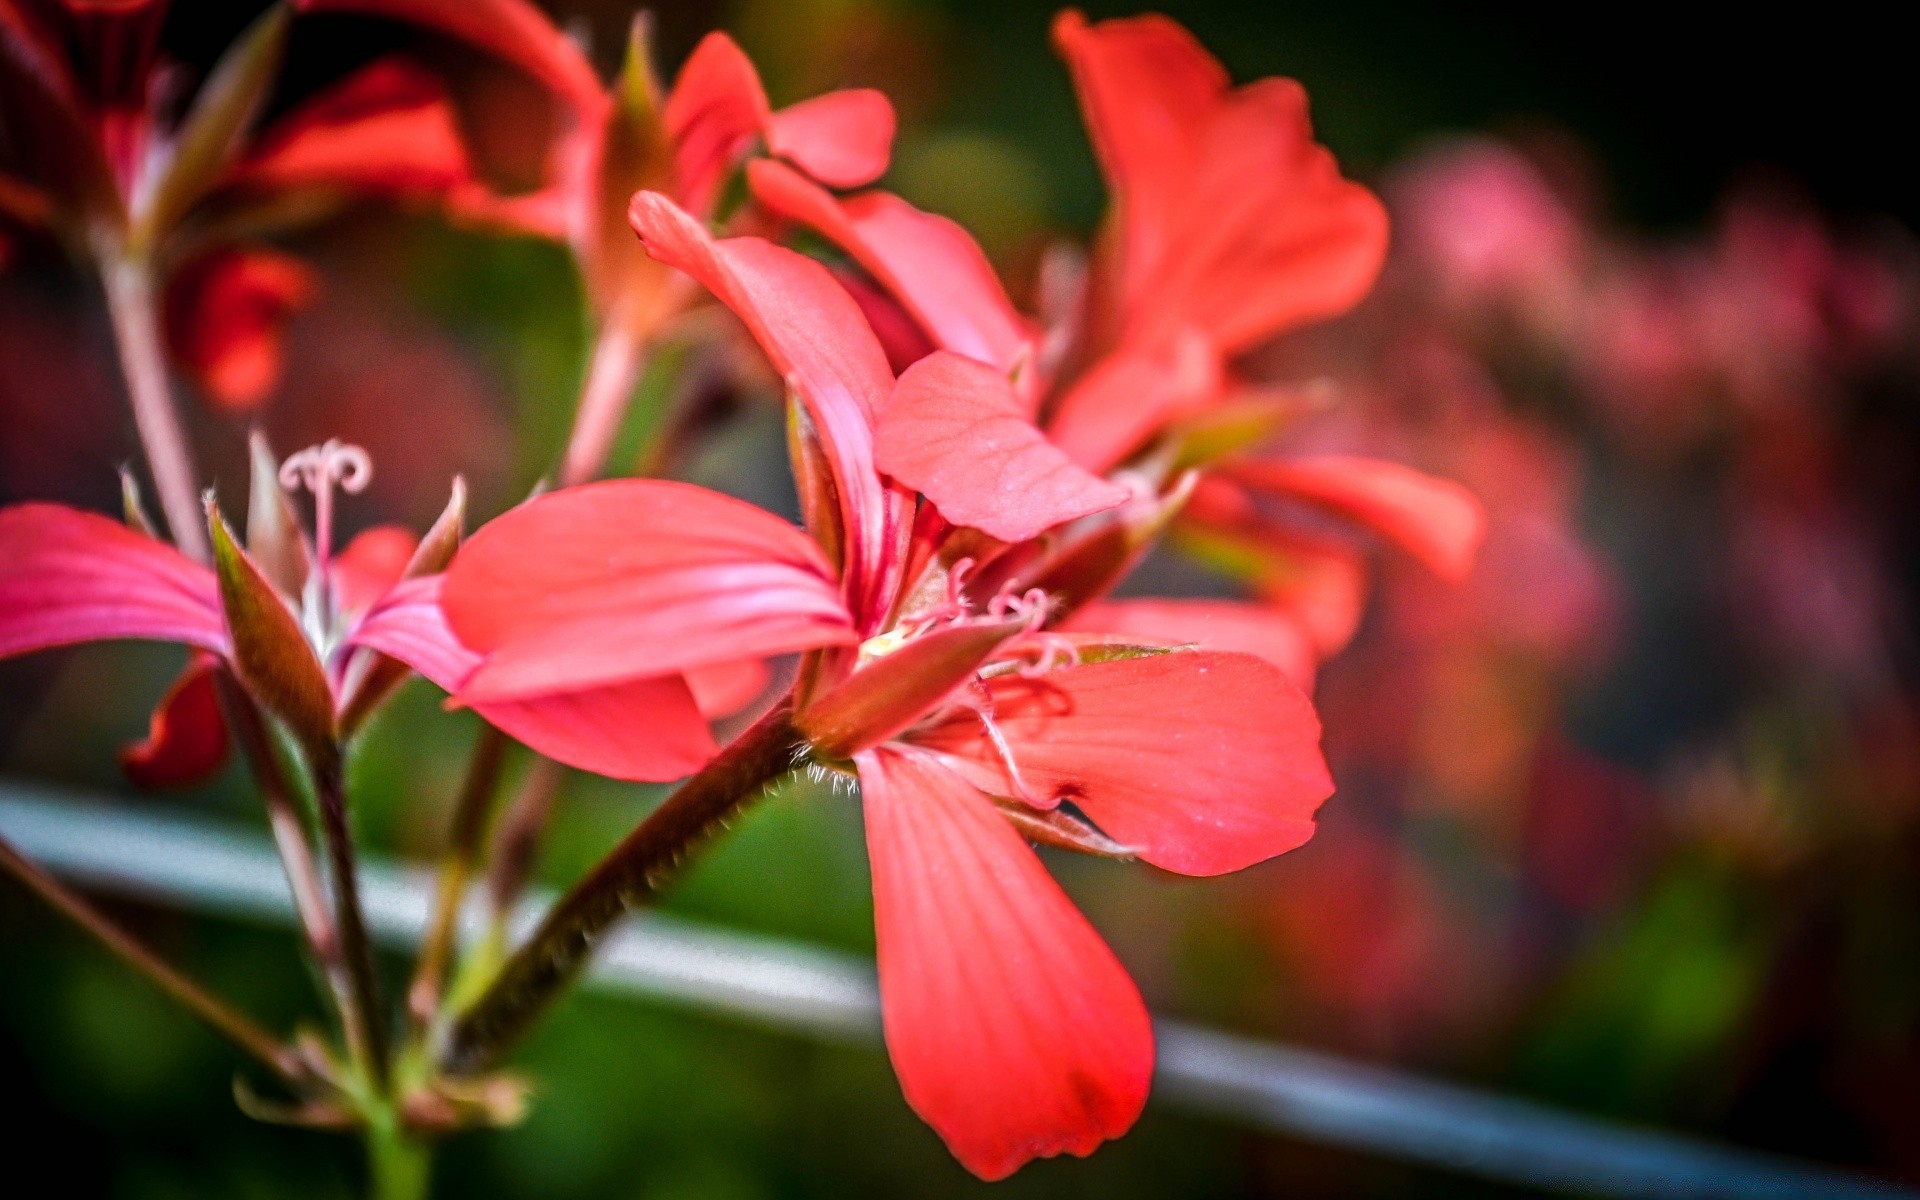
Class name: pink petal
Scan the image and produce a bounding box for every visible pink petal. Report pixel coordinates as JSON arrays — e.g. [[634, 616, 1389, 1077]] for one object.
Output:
[[630, 191, 907, 630], [874, 351, 1128, 543], [1228, 455, 1487, 582], [683, 658, 770, 720], [0, 503, 227, 660], [1066, 598, 1317, 690], [349, 574, 717, 781], [857, 745, 1152, 1180], [293, 0, 605, 117], [663, 31, 770, 215], [119, 650, 231, 788], [1045, 334, 1222, 473], [913, 650, 1331, 876], [329, 524, 419, 619], [763, 88, 895, 189], [440, 480, 854, 701], [747, 160, 1031, 372]]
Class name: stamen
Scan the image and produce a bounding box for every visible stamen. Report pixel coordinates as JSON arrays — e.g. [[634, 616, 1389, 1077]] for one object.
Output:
[[278, 440, 372, 575], [958, 679, 1045, 808]]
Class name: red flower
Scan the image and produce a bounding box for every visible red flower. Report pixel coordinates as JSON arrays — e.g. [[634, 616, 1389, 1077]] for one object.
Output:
[[439, 193, 1333, 1177], [742, 10, 1482, 679]]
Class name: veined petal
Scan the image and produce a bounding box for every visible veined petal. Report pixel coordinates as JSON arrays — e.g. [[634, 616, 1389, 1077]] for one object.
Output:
[[1227, 455, 1486, 582], [1066, 598, 1317, 690], [747, 160, 1030, 371], [912, 650, 1330, 876], [857, 745, 1152, 1180], [875, 351, 1128, 543], [0, 503, 226, 659], [763, 88, 894, 189], [293, 0, 605, 118], [349, 576, 716, 780], [119, 650, 231, 788], [1045, 334, 1221, 474], [441, 480, 855, 700], [630, 191, 906, 629]]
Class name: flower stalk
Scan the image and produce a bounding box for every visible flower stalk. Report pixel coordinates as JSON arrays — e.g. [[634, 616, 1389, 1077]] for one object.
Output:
[[406, 725, 510, 1031], [310, 746, 392, 1088], [441, 703, 805, 1074]]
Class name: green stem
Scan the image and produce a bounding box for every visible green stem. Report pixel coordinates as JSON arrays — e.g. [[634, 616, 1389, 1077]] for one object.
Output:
[[312, 747, 390, 1088], [0, 832, 302, 1084], [405, 726, 510, 1032], [366, 1112, 432, 1200], [440, 704, 803, 1074]]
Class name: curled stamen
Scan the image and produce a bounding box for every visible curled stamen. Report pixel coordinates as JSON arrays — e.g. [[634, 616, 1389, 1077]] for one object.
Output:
[[899, 557, 978, 638], [1010, 632, 1082, 678], [278, 439, 373, 498], [957, 679, 1044, 808], [988, 586, 1053, 639]]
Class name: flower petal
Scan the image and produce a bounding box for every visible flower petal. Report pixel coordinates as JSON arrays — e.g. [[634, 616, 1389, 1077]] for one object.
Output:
[[330, 524, 418, 619], [1227, 455, 1487, 582], [441, 479, 854, 701], [293, 0, 605, 117], [748, 160, 1030, 371], [857, 745, 1152, 1180], [662, 31, 770, 215], [119, 651, 231, 789], [875, 351, 1128, 543], [0, 503, 226, 659], [1066, 598, 1317, 690], [350, 576, 717, 780], [162, 247, 316, 412], [630, 191, 906, 630], [913, 650, 1330, 875], [763, 88, 895, 189], [1045, 333, 1221, 473]]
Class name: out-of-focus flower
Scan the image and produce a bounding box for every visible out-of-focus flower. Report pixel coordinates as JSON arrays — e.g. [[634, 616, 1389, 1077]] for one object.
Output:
[[439, 192, 1333, 1178], [162, 246, 316, 411]]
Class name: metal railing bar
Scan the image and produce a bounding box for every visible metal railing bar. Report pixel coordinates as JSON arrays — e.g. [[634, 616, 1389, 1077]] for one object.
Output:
[[2, 782, 1913, 1200]]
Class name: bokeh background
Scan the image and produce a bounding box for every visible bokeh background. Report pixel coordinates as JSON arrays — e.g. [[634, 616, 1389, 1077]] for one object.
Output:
[[4, 1, 1917, 1196]]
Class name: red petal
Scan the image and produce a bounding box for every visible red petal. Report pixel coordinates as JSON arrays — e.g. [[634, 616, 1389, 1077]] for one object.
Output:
[[162, 247, 316, 412], [1228, 455, 1486, 582], [0, 503, 226, 659], [349, 573, 717, 780], [293, 0, 604, 117], [1066, 598, 1317, 690], [330, 524, 418, 618], [683, 658, 770, 719], [229, 58, 473, 197], [763, 88, 895, 189], [1053, 12, 1387, 353], [1045, 334, 1221, 473], [441, 480, 854, 701], [875, 351, 1128, 543], [748, 160, 1031, 371], [857, 745, 1152, 1180], [119, 650, 231, 788], [913, 651, 1330, 875], [663, 31, 770, 215], [630, 191, 907, 629]]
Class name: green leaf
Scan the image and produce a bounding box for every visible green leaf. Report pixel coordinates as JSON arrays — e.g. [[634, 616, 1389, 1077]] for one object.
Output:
[[130, 4, 291, 252], [208, 494, 335, 756]]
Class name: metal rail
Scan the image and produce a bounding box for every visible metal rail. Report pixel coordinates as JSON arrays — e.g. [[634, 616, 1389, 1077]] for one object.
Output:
[[2, 782, 1913, 1200]]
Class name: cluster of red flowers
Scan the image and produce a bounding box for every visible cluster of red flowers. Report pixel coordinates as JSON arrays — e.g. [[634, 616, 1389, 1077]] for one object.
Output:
[[1, 0, 1487, 1179]]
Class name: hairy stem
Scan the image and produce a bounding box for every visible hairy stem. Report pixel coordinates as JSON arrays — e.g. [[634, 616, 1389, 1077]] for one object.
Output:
[[405, 726, 510, 1032], [311, 747, 390, 1087], [0, 832, 301, 1083], [482, 755, 567, 933], [98, 250, 210, 563], [557, 319, 643, 488], [441, 704, 803, 1074]]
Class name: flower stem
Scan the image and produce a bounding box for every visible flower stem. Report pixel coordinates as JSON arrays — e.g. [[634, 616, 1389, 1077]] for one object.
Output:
[[98, 250, 211, 564], [440, 704, 804, 1074], [405, 726, 510, 1032], [311, 746, 391, 1088], [365, 1108, 432, 1200], [557, 319, 643, 488], [0, 831, 302, 1084]]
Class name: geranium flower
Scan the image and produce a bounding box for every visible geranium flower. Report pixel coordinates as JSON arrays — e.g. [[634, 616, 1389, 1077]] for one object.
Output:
[[0, 437, 713, 786], [438, 193, 1333, 1178], [743, 9, 1483, 679], [0, 0, 533, 409]]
